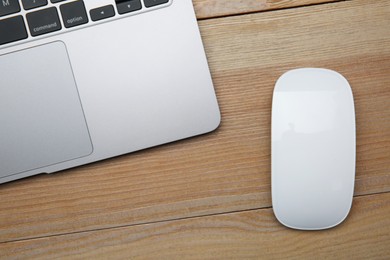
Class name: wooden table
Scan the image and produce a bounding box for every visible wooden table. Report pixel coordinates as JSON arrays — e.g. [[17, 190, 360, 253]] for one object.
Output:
[[1, 0, 389, 258]]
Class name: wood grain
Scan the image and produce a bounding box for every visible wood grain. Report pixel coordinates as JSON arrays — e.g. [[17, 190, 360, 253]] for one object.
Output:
[[192, 0, 340, 19], [1, 193, 389, 259], [0, 0, 389, 245]]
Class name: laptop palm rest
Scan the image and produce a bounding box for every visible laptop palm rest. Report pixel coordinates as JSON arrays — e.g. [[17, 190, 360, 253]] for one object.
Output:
[[0, 42, 93, 178]]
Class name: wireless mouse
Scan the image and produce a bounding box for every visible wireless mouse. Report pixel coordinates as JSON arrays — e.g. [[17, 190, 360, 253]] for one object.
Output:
[[271, 68, 356, 230]]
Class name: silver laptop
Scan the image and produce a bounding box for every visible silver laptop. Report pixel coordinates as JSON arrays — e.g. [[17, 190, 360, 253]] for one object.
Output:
[[0, 0, 220, 184]]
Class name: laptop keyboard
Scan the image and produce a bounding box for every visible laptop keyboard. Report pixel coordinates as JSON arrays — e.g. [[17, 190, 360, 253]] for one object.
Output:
[[0, 0, 170, 46]]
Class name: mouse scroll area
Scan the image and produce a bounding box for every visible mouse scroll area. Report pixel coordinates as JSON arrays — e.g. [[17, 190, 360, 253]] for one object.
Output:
[[271, 68, 356, 230], [0, 42, 93, 179]]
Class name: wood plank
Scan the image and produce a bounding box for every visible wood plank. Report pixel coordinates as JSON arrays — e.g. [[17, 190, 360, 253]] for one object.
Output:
[[193, 0, 340, 19], [0, 0, 389, 243], [0, 193, 389, 259]]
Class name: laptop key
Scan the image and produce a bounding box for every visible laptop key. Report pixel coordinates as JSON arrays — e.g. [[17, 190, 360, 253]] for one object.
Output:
[[60, 0, 88, 28], [26, 7, 61, 37], [143, 0, 169, 8], [22, 0, 48, 10], [116, 0, 141, 15], [0, 0, 20, 17], [0, 15, 28, 45], [90, 5, 115, 22]]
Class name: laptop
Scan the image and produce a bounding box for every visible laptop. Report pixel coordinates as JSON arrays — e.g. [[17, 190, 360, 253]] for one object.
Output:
[[0, 0, 221, 184]]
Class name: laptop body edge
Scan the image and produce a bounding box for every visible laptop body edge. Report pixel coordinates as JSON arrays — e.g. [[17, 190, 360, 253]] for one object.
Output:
[[0, 0, 221, 184]]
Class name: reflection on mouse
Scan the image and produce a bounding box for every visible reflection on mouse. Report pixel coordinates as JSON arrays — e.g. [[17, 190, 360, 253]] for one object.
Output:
[[271, 68, 356, 230]]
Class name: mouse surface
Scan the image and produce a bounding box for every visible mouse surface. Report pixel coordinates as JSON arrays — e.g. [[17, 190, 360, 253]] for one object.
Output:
[[271, 68, 356, 230]]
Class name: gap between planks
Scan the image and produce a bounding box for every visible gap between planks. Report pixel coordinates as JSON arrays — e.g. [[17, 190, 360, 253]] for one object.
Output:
[[1, 191, 388, 245]]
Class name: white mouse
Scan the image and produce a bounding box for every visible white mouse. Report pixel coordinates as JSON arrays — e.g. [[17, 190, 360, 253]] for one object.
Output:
[[271, 68, 356, 230]]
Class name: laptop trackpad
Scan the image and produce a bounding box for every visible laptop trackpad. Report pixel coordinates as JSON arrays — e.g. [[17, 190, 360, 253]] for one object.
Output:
[[0, 42, 93, 178]]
